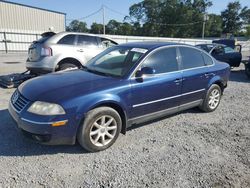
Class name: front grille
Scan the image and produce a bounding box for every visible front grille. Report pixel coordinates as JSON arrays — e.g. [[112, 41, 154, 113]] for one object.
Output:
[[11, 90, 29, 113]]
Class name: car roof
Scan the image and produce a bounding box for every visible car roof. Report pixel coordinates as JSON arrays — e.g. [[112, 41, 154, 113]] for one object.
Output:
[[118, 41, 190, 50], [56, 32, 116, 41], [46, 31, 117, 44], [196, 43, 226, 47]]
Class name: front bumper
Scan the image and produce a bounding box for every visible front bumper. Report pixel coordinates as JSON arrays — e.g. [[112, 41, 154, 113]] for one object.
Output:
[[8, 101, 76, 145]]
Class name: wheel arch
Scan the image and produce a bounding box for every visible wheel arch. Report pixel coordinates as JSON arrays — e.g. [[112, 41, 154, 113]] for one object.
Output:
[[90, 102, 128, 135], [207, 76, 225, 94], [56, 57, 83, 70], [76, 99, 128, 135]]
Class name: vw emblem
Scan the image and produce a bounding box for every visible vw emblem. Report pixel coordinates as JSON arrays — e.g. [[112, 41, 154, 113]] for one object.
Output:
[[12, 91, 19, 104]]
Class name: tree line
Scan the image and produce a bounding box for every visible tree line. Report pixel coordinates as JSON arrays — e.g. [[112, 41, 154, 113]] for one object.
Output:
[[66, 0, 250, 38]]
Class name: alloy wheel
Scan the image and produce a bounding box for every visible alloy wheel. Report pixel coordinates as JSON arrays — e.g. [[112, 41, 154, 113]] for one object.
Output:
[[208, 89, 220, 110], [89, 115, 117, 147]]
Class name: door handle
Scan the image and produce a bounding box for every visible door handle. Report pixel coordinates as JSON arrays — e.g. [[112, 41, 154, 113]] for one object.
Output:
[[204, 73, 215, 77], [174, 78, 182, 84], [77, 49, 84, 52]]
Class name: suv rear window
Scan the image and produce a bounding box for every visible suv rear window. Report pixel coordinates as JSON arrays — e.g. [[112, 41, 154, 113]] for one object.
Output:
[[58, 35, 76, 45], [77, 35, 98, 46]]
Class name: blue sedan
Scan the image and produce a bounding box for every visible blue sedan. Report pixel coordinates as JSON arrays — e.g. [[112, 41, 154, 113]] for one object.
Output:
[[8, 42, 230, 152]]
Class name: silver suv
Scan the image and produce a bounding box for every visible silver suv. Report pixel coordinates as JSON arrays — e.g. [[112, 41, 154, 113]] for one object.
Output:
[[26, 32, 117, 74]]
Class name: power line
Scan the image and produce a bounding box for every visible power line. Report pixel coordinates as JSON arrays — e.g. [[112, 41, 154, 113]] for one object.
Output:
[[66, 5, 202, 27], [66, 7, 102, 21], [104, 5, 133, 22], [104, 5, 202, 26], [152, 21, 202, 26], [104, 5, 128, 17]]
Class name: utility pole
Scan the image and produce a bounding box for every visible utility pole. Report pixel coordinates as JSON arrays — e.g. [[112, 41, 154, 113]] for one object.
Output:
[[202, 14, 209, 39], [102, 5, 106, 35]]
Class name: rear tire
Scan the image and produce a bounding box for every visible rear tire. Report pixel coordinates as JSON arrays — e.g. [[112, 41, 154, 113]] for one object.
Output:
[[57, 63, 79, 71], [199, 84, 222, 112], [77, 107, 122, 152]]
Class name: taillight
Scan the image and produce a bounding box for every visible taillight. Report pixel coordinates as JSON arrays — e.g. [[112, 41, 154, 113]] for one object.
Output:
[[41, 46, 52, 56]]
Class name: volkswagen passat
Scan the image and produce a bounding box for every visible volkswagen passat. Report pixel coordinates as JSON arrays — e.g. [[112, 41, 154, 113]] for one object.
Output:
[[9, 42, 230, 152]]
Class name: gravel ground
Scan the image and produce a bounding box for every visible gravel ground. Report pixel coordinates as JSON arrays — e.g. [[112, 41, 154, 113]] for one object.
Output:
[[0, 54, 249, 188]]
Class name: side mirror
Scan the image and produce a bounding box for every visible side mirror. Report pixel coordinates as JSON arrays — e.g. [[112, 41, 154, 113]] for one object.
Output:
[[135, 67, 155, 81]]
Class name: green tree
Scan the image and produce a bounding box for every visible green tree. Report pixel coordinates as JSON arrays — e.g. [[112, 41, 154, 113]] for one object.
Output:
[[118, 22, 133, 35], [240, 6, 250, 24], [106, 20, 122, 35], [66, 20, 88, 32], [205, 14, 223, 37], [245, 26, 250, 38], [127, 0, 212, 37], [90, 22, 103, 34], [221, 2, 242, 35]]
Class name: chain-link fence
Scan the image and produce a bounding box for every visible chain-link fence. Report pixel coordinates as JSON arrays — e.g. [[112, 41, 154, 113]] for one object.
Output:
[[0, 32, 41, 53]]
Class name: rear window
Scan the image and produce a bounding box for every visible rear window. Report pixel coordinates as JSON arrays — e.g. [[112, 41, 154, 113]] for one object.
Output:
[[33, 32, 55, 44], [179, 47, 205, 69], [196, 44, 214, 53], [57, 35, 76, 45], [202, 53, 214, 65], [34, 36, 50, 44]]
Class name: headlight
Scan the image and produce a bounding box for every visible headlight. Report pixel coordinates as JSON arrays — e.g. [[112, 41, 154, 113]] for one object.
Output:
[[28, 101, 65, 115]]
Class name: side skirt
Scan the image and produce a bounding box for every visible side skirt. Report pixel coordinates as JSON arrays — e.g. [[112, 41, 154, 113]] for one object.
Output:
[[127, 99, 203, 127]]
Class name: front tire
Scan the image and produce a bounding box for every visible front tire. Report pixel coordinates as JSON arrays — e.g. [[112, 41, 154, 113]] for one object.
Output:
[[199, 84, 222, 112], [77, 107, 122, 152]]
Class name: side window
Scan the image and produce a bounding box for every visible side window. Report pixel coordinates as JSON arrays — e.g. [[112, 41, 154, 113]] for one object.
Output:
[[57, 35, 76, 45], [224, 46, 235, 54], [179, 47, 205, 69], [100, 38, 117, 48], [141, 47, 178, 74], [77, 35, 98, 46], [202, 52, 214, 65]]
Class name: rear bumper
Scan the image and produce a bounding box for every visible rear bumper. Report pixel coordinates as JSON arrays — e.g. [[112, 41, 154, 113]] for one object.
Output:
[[26, 57, 56, 74], [8, 101, 76, 145]]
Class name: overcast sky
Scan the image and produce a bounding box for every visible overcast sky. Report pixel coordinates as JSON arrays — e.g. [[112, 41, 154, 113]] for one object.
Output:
[[6, 0, 250, 27]]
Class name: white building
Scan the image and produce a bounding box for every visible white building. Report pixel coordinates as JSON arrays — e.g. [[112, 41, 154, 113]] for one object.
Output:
[[0, 0, 66, 52]]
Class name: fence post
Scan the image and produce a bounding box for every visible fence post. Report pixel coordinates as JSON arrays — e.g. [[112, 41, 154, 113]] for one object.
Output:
[[3, 32, 8, 53]]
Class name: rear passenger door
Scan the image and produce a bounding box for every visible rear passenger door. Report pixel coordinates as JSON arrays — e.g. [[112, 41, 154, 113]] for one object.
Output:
[[178, 47, 213, 105], [76, 35, 103, 63]]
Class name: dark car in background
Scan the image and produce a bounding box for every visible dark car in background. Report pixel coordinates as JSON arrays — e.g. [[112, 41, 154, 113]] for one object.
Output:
[[195, 43, 242, 67], [9, 42, 230, 152]]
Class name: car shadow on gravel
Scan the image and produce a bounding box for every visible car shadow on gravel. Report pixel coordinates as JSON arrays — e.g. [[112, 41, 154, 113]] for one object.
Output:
[[230, 69, 250, 83], [0, 109, 86, 156]]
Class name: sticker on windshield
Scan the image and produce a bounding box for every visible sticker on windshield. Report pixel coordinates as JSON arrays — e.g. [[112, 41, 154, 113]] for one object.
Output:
[[131, 48, 148, 54]]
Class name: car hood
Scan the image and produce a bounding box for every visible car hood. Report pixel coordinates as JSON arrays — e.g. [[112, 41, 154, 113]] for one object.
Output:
[[19, 70, 119, 103]]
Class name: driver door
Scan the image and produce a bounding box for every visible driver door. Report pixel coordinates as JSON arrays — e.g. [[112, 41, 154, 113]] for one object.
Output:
[[129, 47, 182, 122]]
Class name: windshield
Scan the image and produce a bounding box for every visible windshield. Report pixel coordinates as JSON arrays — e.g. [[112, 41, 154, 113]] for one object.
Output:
[[86, 46, 147, 77]]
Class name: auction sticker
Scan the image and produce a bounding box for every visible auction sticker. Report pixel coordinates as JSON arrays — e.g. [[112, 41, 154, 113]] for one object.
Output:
[[131, 48, 148, 54]]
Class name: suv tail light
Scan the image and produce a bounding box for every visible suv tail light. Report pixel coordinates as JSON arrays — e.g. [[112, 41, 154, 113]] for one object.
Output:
[[41, 46, 52, 56]]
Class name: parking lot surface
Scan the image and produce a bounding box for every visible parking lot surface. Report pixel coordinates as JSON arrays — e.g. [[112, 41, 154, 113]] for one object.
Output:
[[0, 54, 249, 187]]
